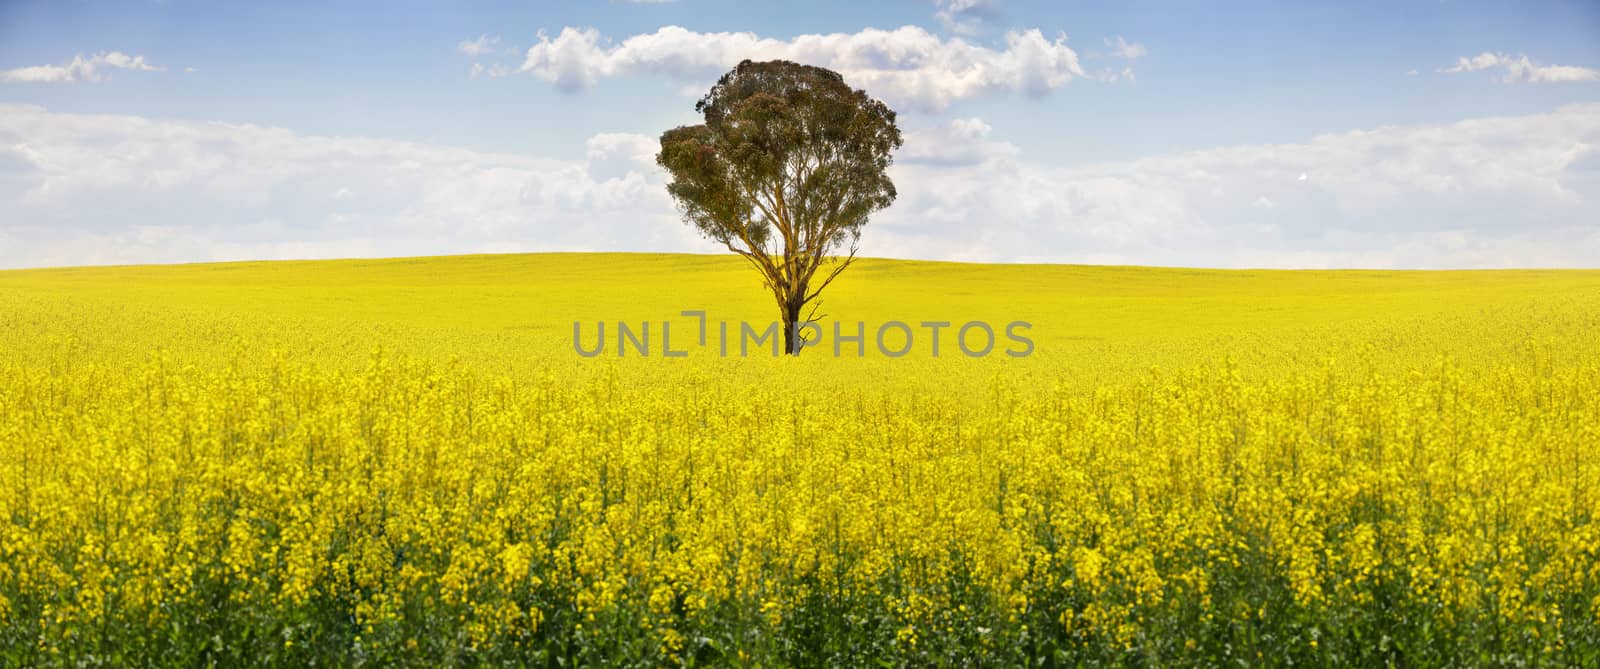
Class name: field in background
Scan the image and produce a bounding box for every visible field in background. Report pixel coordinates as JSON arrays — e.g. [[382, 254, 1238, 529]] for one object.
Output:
[[2, 253, 1598, 666]]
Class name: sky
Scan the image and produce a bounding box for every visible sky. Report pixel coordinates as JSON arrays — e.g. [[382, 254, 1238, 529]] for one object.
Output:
[[1, 0, 1598, 269]]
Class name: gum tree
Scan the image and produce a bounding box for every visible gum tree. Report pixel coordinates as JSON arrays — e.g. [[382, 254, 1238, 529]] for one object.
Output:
[[657, 59, 902, 355]]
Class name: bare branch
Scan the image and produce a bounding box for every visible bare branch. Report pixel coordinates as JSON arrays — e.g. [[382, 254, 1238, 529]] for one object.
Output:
[[804, 241, 858, 304], [801, 300, 826, 326]]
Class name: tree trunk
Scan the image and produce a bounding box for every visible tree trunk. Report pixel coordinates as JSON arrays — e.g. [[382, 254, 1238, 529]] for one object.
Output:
[[781, 299, 803, 355]]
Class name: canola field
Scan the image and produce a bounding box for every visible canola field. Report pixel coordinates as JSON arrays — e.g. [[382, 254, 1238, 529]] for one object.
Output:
[[1, 253, 1598, 667]]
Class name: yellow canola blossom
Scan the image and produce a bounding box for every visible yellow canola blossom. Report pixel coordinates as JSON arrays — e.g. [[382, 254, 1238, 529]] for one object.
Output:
[[0, 253, 1597, 666]]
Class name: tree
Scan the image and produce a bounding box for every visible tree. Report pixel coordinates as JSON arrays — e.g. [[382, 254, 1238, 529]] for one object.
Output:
[[657, 59, 902, 355]]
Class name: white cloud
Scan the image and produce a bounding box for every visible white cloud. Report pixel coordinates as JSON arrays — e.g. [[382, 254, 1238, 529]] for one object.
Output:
[[1104, 36, 1146, 59], [1442, 52, 1600, 83], [899, 118, 1020, 166], [933, 0, 997, 35], [1, 51, 163, 84], [1, 103, 1597, 269], [457, 34, 501, 56], [0, 104, 702, 268], [584, 132, 659, 181], [469, 62, 512, 79], [517, 25, 1091, 112], [873, 103, 1600, 267], [1095, 66, 1136, 83]]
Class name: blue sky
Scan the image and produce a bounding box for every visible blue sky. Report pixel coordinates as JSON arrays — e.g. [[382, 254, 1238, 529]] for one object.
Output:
[[1, 0, 1598, 268]]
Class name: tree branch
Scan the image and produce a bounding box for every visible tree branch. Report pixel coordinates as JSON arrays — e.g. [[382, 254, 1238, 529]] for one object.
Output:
[[804, 240, 857, 304]]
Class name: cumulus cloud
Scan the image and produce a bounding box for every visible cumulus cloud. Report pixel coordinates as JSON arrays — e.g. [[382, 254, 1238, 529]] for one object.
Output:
[[1, 51, 163, 84], [1442, 52, 1599, 83], [899, 118, 1020, 166], [457, 34, 501, 56], [874, 103, 1600, 267], [469, 62, 513, 79], [517, 25, 1090, 112], [933, 0, 998, 35], [0, 104, 702, 268], [1095, 67, 1136, 83], [584, 132, 660, 181], [1, 103, 1597, 269], [1104, 36, 1146, 59]]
